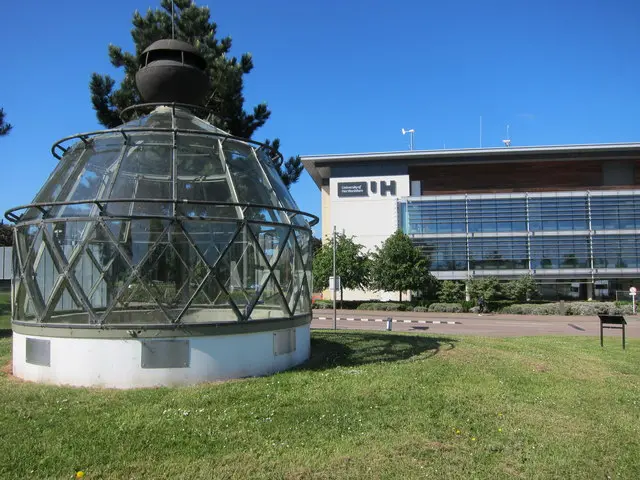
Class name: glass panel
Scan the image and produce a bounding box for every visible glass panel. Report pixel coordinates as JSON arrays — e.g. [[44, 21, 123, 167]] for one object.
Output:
[[290, 239, 306, 312], [51, 282, 83, 320], [21, 144, 88, 221], [16, 224, 41, 270], [71, 222, 130, 314], [250, 274, 289, 320], [13, 279, 36, 322], [176, 178, 237, 218], [113, 134, 172, 216], [272, 229, 296, 311], [295, 274, 311, 315], [218, 225, 270, 319], [176, 134, 224, 176], [256, 147, 298, 211], [182, 221, 239, 267], [33, 236, 62, 308]]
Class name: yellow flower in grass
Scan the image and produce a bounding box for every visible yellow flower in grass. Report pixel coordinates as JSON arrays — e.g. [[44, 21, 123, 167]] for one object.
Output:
[[75, 471, 85, 479], [471, 437, 476, 441]]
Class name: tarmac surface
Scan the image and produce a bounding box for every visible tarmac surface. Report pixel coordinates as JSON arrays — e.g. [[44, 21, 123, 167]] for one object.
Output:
[[311, 308, 640, 339]]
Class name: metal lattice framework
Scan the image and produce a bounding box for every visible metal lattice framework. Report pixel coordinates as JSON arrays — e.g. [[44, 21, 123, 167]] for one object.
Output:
[[6, 105, 317, 328]]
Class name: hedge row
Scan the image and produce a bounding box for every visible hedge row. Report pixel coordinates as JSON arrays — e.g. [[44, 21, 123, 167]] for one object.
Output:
[[313, 299, 636, 315], [427, 303, 463, 313], [500, 301, 635, 316]]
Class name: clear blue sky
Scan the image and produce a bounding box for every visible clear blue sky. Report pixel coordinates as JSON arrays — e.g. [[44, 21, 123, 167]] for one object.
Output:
[[2, 0, 640, 236]]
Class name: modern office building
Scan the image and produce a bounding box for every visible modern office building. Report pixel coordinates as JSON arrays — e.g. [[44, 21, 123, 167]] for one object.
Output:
[[302, 143, 640, 301]]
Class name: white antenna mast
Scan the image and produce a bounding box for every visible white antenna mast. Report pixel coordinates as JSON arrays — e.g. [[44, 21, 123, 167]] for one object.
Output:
[[401, 128, 415, 150], [502, 124, 511, 147]]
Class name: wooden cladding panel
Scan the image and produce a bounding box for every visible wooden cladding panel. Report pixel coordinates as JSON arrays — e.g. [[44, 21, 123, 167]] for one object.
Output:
[[410, 160, 625, 194]]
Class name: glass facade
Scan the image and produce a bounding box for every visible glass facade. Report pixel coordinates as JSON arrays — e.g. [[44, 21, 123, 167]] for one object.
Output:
[[399, 191, 640, 276], [8, 107, 314, 326]]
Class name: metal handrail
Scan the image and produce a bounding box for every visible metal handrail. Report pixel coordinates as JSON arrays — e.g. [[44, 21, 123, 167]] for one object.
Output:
[[4, 198, 319, 227]]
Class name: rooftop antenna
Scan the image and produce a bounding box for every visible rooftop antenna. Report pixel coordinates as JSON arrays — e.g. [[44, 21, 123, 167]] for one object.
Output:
[[502, 124, 511, 147], [480, 116, 482, 148], [401, 128, 415, 150], [171, 0, 175, 39]]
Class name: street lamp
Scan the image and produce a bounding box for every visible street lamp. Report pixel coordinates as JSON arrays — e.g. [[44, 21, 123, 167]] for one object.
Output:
[[401, 128, 415, 150]]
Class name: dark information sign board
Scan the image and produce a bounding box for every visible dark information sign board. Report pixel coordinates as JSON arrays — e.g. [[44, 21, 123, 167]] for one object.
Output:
[[337, 181, 368, 197]]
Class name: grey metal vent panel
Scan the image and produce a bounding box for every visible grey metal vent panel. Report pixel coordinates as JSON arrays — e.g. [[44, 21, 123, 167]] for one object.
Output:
[[141, 339, 190, 369], [273, 329, 296, 356], [26, 338, 51, 367]]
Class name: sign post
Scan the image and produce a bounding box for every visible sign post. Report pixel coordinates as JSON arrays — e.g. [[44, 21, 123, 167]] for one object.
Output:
[[332, 226, 337, 330], [630, 287, 637, 314]]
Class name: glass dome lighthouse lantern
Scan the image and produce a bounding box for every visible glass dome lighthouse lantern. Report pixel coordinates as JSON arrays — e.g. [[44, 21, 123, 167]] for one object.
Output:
[[6, 39, 317, 388]]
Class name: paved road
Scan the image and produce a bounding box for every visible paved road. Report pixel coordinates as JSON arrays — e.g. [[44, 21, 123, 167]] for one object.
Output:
[[311, 309, 640, 339]]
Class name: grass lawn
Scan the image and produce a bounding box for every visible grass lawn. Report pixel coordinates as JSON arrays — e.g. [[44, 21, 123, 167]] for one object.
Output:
[[1, 331, 639, 479], [0, 291, 10, 331]]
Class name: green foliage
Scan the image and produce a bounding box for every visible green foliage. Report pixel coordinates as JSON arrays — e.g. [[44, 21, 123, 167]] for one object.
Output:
[[499, 301, 635, 316], [370, 231, 433, 302], [427, 302, 463, 313], [312, 234, 370, 305], [312, 299, 333, 309], [466, 276, 503, 303], [461, 300, 475, 312], [0, 223, 12, 247], [89, 0, 301, 187], [356, 302, 409, 311], [437, 280, 464, 303], [505, 274, 540, 302], [0, 108, 11, 136]]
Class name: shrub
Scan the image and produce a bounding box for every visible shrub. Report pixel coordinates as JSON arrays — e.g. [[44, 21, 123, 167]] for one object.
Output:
[[312, 300, 333, 309], [357, 302, 404, 311], [461, 300, 475, 313], [412, 306, 429, 312], [428, 303, 463, 313], [499, 301, 638, 316], [486, 300, 517, 313], [437, 281, 464, 303], [500, 303, 560, 315], [566, 301, 627, 316]]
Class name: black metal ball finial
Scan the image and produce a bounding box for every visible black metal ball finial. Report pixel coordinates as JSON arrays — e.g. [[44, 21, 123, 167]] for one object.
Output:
[[135, 39, 209, 105]]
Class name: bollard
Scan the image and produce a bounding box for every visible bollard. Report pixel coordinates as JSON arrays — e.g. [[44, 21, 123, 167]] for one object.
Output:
[[386, 317, 392, 331]]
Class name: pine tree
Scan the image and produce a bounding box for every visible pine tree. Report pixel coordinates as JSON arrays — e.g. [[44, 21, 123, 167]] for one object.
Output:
[[89, 0, 302, 187], [0, 108, 12, 136]]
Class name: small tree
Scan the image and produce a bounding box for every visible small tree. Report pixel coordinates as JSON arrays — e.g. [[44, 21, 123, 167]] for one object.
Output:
[[506, 274, 540, 302], [370, 230, 432, 302], [0, 108, 12, 136], [312, 234, 369, 306], [438, 280, 464, 303], [467, 276, 502, 303]]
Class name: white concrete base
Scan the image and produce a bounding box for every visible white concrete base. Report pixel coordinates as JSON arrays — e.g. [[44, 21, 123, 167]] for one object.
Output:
[[12, 324, 310, 389]]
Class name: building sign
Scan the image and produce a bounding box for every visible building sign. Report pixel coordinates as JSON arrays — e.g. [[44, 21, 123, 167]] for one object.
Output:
[[337, 180, 397, 198], [338, 181, 368, 197]]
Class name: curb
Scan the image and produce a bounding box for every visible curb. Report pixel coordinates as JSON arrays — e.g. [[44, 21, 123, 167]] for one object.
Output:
[[313, 316, 461, 325]]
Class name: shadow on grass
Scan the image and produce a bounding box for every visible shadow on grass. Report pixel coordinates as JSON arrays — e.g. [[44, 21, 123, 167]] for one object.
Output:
[[0, 329, 11, 338], [302, 330, 457, 371]]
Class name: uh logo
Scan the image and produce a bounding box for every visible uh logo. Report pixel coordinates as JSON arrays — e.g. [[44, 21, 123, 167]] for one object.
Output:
[[370, 180, 397, 196]]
